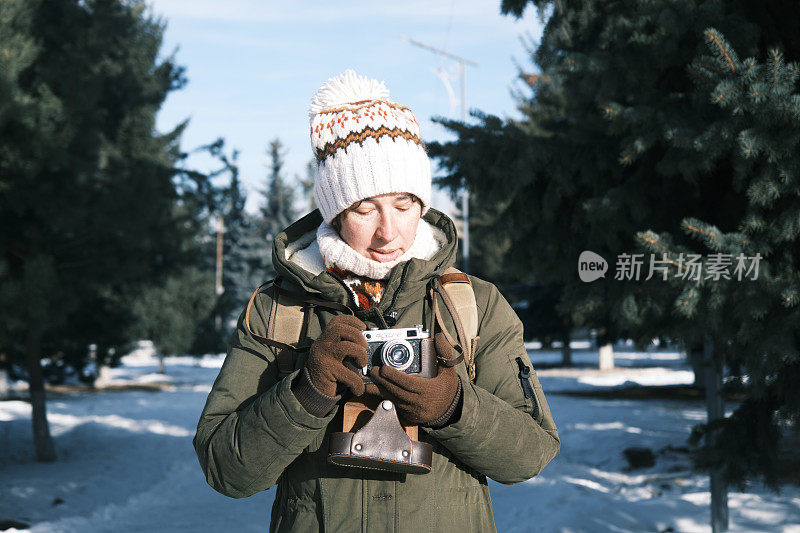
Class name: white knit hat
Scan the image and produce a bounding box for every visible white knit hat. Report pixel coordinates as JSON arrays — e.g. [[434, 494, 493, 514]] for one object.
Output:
[[309, 69, 432, 224]]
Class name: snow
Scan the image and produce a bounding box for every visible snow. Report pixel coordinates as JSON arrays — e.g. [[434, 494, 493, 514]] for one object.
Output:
[[1, 351, 799, 532]]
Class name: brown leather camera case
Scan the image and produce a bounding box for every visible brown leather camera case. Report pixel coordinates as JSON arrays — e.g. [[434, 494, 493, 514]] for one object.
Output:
[[328, 396, 433, 474]]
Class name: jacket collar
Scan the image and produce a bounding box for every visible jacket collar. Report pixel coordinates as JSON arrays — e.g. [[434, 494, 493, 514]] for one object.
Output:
[[272, 208, 458, 316]]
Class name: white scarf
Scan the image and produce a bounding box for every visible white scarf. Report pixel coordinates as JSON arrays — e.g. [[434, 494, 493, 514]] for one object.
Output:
[[288, 219, 446, 280]]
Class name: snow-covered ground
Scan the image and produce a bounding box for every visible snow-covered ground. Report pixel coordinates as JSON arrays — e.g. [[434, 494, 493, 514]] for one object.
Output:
[[1, 349, 799, 532]]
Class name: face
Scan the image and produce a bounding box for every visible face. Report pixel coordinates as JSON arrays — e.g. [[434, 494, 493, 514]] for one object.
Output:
[[337, 193, 422, 262]]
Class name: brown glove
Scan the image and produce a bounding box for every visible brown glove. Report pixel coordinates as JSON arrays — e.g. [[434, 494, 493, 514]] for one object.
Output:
[[305, 314, 369, 397], [368, 332, 462, 427]]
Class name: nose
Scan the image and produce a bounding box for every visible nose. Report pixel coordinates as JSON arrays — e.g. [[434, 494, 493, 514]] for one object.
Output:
[[375, 209, 399, 244]]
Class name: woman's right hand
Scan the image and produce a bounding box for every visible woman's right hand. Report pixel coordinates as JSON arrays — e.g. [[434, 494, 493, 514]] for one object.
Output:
[[305, 314, 368, 397]]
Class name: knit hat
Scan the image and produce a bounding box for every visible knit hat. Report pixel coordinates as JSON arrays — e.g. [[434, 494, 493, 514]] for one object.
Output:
[[309, 69, 432, 224]]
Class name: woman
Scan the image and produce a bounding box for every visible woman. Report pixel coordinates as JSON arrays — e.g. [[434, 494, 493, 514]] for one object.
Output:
[[193, 69, 560, 532]]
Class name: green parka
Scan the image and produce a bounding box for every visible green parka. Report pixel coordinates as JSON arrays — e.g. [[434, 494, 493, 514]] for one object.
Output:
[[193, 208, 560, 532]]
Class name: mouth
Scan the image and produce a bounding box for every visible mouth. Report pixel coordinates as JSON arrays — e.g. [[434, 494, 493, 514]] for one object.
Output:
[[368, 248, 402, 262]]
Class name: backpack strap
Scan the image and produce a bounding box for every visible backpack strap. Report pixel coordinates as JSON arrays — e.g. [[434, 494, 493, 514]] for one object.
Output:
[[244, 278, 353, 378], [244, 270, 479, 381], [431, 267, 480, 382]]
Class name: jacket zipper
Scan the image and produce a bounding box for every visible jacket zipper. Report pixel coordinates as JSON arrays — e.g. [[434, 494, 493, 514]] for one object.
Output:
[[327, 260, 411, 328], [382, 261, 411, 324], [326, 270, 358, 309]]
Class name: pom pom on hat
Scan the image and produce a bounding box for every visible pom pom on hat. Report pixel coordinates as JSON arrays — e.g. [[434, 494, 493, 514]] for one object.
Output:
[[309, 69, 432, 224], [309, 69, 390, 117]]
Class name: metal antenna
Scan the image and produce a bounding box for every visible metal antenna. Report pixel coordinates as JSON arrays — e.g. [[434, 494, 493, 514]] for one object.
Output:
[[401, 35, 477, 273]]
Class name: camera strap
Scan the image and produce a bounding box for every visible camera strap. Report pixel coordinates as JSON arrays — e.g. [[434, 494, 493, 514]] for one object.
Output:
[[428, 269, 480, 381], [428, 282, 464, 364]]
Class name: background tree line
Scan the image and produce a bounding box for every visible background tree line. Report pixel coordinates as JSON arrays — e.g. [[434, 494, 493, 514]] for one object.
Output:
[[431, 0, 800, 496], [0, 0, 307, 461]]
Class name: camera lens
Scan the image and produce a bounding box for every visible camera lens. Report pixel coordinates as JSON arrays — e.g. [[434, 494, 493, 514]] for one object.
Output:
[[380, 340, 413, 372], [388, 345, 410, 366]]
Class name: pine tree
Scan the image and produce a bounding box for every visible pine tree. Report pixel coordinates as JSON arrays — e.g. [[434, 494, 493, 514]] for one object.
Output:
[[0, 0, 213, 461], [298, 158, 318, 213], [429, 0, 800, 487], [218, 152, 271, 336], [131, 266, 216, 372], [451, 189, 511, 283], [180, 139, 247, 353], [637, 30, 800, 489], [257, 139, 298, 277]]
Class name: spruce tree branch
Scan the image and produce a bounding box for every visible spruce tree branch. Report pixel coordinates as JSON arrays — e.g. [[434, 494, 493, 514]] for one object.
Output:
[[684, 222, 718, 241], [705, 30, 736, 73], [772, 50, 779, 88], [639, 234, 692, 275]]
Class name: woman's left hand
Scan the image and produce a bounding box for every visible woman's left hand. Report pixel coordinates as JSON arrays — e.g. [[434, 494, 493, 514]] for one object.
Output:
[[368, 332, 462, 427]]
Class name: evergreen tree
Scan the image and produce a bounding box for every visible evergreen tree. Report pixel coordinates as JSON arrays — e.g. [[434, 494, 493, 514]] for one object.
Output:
[[181, 139, 244, 354], [0, 0, 212, 461], [298, 158, 317, 213], [217, 144, 270, 337], [637, 30, 800, 489], [257, 139, 298, 277], [428, 0, 800, 486], [451, 189, 511, 282], [131, 266, 216, 372], [448, 189, 579, 359]]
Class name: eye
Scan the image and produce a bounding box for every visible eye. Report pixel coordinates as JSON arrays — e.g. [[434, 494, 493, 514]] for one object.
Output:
[[354, 205, 377, 216], [395, 198, 414, 211]]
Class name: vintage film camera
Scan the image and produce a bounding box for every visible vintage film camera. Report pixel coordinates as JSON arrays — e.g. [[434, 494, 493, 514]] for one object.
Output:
[[358, 325, 436, 382], [329, 324, 437, 474]]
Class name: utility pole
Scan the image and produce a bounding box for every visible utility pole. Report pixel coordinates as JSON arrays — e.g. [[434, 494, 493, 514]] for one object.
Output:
[[401, 35, 477, 273], [215, 214, 224, 330], [704, 335, 729, 532]]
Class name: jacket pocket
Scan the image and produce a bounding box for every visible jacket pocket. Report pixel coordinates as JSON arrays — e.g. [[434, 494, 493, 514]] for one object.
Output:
[[271, 496, 322, 533], [433, 485, 496, 532]]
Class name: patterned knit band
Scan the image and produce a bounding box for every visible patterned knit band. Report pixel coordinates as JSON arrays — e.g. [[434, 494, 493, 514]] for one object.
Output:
[[309, 70, 432, 223]]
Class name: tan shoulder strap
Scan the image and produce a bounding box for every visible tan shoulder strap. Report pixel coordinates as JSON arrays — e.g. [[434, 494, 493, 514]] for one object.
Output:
[[266, 280, 308, 377], [437, 267, 479, 381], [243, 279, 306, 377], [244, 278, 353, 377]]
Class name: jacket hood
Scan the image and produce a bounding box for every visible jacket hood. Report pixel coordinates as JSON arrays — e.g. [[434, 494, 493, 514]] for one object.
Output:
[[272, 208, 459, 315]]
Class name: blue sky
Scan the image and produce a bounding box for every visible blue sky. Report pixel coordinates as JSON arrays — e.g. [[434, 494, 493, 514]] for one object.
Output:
[[146, 0, 544, 215]]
